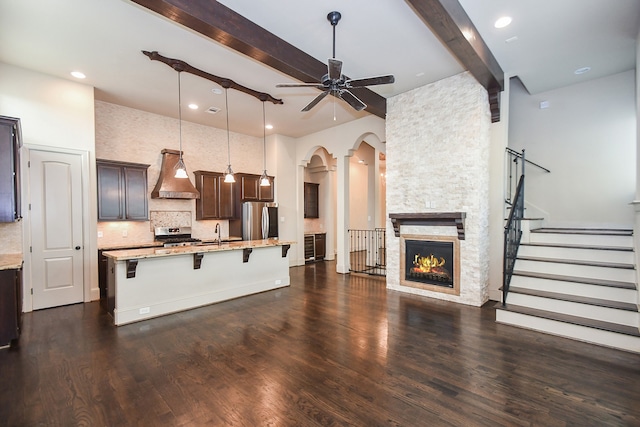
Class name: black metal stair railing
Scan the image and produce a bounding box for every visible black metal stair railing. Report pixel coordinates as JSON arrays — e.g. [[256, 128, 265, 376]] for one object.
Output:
[[503, 150, 526, 306]]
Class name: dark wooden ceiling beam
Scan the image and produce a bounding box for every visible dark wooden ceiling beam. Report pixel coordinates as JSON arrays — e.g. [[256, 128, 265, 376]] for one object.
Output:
[[405, 0, 504, 122], [131, 0, 388, 118]]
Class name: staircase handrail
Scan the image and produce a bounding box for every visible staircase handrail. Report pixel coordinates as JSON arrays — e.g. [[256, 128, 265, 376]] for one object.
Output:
[[503, 150, 526, 306], [506, 147, 551, 173]]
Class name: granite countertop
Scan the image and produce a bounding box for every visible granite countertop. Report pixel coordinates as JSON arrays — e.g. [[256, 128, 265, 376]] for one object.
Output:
[[0, 253, 23, 270], [102, 239, 296, 261]]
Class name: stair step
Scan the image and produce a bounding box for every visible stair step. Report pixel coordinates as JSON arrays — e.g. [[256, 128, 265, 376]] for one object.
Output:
[[495, 303, 640, 337], [508, 287, 638, 311], [528, 231, 633, 247], [512, 270, 636, 290], [531, 228, 633, 236], [521, 242, 633, 252], [518, 244, 635, 264], [516, 255, 634, 270], [505, 287, 639, 326], [515, 258, 636, 282]]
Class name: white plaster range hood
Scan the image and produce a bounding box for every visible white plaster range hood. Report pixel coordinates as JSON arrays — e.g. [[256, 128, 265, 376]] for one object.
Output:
[[151, 149, 200, 199]]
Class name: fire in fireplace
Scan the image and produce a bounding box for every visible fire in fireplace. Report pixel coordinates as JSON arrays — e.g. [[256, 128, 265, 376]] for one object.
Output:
[[400, 234, 460, 295]]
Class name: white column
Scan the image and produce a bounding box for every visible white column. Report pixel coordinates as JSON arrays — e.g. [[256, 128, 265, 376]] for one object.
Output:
[[336, 154, 350, 274]]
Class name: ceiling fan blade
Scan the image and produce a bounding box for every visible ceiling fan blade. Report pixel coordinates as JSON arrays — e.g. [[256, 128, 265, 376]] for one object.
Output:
[[346, 75, 395, 88], [301, 90, 331, 112], [276, 83, 325, 89], [328, 58, 342, 81], [338, 89, 367, 111]]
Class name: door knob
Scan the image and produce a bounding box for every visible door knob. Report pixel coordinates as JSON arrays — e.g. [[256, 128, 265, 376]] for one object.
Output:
[[75, 246, 81, 250]]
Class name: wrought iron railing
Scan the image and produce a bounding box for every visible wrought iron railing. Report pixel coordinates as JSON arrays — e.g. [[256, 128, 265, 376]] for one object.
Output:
[[503, 150, 526, 306], [348, 228, 386, 276], [505, 147, 550, 206]]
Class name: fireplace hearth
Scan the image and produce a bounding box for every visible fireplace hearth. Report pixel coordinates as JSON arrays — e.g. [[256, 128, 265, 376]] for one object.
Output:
[[400, 234, 460, 295]]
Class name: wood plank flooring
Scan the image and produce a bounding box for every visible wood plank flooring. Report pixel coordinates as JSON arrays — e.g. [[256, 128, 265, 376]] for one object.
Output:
[[1, 261, 639, 426]]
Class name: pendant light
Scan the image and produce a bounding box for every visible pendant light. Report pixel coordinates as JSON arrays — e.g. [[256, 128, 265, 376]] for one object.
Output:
[[259, 100, 270, 187], [223, 87, 235, 183], [174, 71, 189, 179]]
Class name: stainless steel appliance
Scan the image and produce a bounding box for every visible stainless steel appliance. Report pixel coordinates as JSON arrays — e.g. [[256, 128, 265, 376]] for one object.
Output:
[[242, 202, 278, 240], [154, 226, 202, 247]]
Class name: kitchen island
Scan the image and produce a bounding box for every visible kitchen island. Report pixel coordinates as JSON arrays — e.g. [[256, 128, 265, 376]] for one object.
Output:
[[102, 239, 293, 325]]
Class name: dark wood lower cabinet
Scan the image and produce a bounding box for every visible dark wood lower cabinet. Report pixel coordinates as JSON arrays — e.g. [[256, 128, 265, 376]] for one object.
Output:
[[0, 268, 22, 347], [304, 233, 326, 262]]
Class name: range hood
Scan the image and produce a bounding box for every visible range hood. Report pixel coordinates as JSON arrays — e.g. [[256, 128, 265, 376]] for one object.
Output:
[[151, 149, 200, 199]]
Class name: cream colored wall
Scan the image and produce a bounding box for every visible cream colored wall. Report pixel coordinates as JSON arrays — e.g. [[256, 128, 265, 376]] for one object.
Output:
[[509, 70, 635, 228], [0, 62, 98, 308]]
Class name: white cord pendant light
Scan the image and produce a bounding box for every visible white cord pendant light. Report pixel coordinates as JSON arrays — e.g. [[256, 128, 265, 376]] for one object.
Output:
[[174, 71, 189, 179], [259, 100, 270, 187], [223, 87, 235, 183]]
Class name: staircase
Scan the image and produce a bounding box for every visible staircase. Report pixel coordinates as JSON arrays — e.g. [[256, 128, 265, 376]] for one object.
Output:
[[496, 227, 640, 353]]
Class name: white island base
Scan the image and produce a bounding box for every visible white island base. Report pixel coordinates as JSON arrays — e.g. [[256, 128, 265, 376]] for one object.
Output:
[[105, 241, 291, 325]]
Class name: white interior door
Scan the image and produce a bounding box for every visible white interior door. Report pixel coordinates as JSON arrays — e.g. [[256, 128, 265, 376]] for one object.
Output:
[[29, 149, 84, 310]]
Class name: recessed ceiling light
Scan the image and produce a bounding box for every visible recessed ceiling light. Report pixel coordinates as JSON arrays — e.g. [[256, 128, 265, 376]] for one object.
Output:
[[505, 36, 519, 44], [211, 88, 222, 95], [416, 72, 425, 77], [188, 103, 198, 110], [574, 66, 591, 75], [494, 16, 512, 29], [265, 124, 273, 130], [70, 71, 86, 79]]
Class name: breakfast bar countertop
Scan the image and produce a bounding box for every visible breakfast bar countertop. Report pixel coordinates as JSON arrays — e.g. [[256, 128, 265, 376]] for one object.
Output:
[[0, 253, 23, 270], [102, 239, 295, 261]]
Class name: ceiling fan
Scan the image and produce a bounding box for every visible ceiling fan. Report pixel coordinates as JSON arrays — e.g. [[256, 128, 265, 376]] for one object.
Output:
[[276, 11, 395, 112]]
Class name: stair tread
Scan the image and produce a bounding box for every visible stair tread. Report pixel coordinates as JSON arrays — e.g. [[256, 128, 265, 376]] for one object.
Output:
[[531, 228, 632, 236], [516, 255, 635, 269], [512, 270, 637, 289], [508, 286, 639, 311], [495, 303, 640, 337], [521, 242, 633, 252]]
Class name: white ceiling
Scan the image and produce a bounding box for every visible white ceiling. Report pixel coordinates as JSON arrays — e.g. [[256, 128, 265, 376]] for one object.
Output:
[[0, 0, 638, 138]]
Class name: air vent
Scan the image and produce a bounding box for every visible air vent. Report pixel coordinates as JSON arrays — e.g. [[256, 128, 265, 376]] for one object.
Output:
[[206, 106, 221, 114]]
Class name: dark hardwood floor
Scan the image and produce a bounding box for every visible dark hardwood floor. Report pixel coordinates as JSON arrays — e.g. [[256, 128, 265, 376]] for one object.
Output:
[[1, 261, 639, 426]]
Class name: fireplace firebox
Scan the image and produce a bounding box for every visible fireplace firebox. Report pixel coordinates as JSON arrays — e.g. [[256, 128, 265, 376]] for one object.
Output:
[[400, 234, 460, 295]]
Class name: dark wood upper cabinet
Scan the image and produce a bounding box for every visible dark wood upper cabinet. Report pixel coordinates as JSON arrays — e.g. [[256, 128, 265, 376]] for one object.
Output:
[[304, 182, 319, 218], [194, 170, 236, 220], [97, 159, 149, 221], [238, 173, 274, 202], [0, 116, 22, 223]]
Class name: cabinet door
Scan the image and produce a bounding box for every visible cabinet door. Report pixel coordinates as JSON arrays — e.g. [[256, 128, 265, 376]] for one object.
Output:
[[240, 174, 259, 201], [195, 171, 220, 220], [0, 117, 20, 223], [97, 162, 124, 220], [304, 182, 319, 218], [315, 233, 326, 260], [0, 269, 20, 346], [258, 176, 274, 201], [123, 166, 148, 220], [219, 177, 236, 218]]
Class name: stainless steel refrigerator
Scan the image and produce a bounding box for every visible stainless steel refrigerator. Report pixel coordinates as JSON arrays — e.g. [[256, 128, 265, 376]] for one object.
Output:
[[242, 202, 278, 240]]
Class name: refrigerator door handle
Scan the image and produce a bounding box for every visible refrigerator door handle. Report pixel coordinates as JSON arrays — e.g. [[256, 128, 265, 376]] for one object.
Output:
[[261, 206, 269, 239]]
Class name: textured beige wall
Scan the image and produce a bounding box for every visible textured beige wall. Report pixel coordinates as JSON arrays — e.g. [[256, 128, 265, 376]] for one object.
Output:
[[386, 72, 491, 306], [95, 100, 263, 248]]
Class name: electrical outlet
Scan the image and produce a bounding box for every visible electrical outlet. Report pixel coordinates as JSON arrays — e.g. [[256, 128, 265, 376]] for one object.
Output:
[[97, 231, 103, 238], [122, 229, 128, 237], [139, 307, 150, 314], [275, 279, 282, 285]]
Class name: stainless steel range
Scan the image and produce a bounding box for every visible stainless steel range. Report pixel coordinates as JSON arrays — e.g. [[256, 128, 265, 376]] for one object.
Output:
[[154, 226, 202, 247]]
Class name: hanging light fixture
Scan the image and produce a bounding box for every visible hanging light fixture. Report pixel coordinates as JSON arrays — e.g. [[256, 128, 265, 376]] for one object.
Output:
[[223, 87, 235, 183], [174, 71, 189, 179], [259, 100, 270, 187]]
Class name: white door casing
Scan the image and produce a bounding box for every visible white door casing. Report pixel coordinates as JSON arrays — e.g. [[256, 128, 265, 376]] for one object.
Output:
[[29, 149, 84, 309]]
